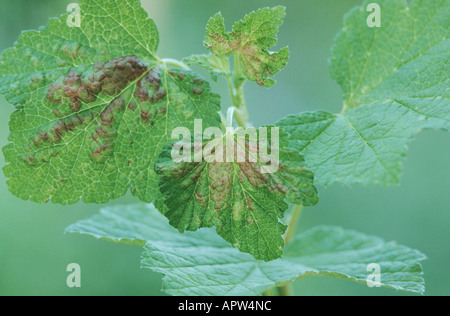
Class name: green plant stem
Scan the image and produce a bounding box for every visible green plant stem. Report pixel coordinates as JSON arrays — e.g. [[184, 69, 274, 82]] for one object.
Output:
[[285, 204, 303, 244], [160, 58, 190, 70], [276, 205, 303, 296], [226, 53, 300, 296], [225, 54, 249, 128], [277, 285, 294, 296], [262, 288, 273, 296]]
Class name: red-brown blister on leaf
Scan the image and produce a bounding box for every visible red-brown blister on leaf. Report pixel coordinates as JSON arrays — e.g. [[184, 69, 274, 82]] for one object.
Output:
[[47, 78, 65, 104], [60, 42, 90, 60], [192, 169, 209, 209], [191, 77, 205, 95], [26, 109, 97, 165], [91, 143, 114, 163], [89, 97, 127, 163], [238, 161, 266, 187], [207, 33, 229, 55], [127, 101, 138, 111], [245, 195, 254, 211], [135, 67, 166, 101], [192, 86, 204, 95], [32, 134, 42, 147], [52, 109, 65, 118], [267, 176, 289, 195], [29, 74, 45, 89], [134, 80, 149, 101], [39, 56, 151, 165], [209, 162, 233, 212], [46, 56, 147, 113], [21, 154, 36, 166], [178, 72, 187, 81], [194, 189, 208, 208], [155, 89, 167, 102], [100, 106, 115, 126], [21, 145, 60, 166], [133, 66, 168, 126]]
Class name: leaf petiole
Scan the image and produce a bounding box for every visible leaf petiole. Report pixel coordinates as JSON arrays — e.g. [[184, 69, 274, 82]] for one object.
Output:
[[160, 58, 191, 70], [225, 55, 249, 128]]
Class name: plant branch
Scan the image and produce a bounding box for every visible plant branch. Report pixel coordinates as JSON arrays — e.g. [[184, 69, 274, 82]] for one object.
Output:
[[160, 58, 190, 70], [275, 205, 304, 296], [285, 204, 303, 244], [225, 54, 249, 128], [277, 285, 294, 296]]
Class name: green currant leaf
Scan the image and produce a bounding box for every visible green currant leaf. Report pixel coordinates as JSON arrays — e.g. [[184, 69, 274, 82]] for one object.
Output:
[[66, 204, 427, 296], [154, 128, 318, 261], [0, 0, 221, 204], [183, 54, 231, 82], [277, 0, 450, 186], [205, 6, 290, 87]]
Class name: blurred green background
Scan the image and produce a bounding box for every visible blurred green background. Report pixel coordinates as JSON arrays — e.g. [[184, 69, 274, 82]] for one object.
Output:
[[0, 0, 449, 296]]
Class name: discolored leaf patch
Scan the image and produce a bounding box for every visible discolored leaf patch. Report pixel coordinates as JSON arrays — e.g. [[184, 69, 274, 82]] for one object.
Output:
[[204, 6, 289, 87], [155, 129, 318, 261], [47, 56, 147, 112], [0, 0, 221, 205]]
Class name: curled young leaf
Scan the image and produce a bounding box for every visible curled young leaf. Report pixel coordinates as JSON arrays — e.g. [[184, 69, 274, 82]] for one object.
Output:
[[183, 54, 231, 82], [205, 6, 290, 87]]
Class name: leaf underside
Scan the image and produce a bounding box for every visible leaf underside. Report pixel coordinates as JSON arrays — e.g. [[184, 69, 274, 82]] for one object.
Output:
[[183, 54, 231, 82], [66, 204, 426, 296]]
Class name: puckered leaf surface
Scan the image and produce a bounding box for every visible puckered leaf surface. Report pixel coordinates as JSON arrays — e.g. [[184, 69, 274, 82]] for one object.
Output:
[[205, 6, 289, 87], [154, 129, 319, 261], [0, 0, 221, 204], [276, 0, 450, 186], [66, 204, 427, 296]]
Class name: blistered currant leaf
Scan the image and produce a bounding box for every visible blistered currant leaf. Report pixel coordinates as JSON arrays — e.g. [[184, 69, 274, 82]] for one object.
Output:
[[66, 204, 427, 296], [0, 0, 221, 204], [154, 128, 318, 261], [183, 54, 231, 82], [277, 0, 450, 186], [204, 7, 290, 87]]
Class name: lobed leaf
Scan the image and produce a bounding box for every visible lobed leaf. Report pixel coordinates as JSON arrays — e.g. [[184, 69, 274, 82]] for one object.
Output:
[[183, 54, 231, 82], [204, 7, 290, 87], [276, 0, 450, 186], [154, 129, 318, 261], [66, 204, 427, 296], [0, 0, 221, 204]]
